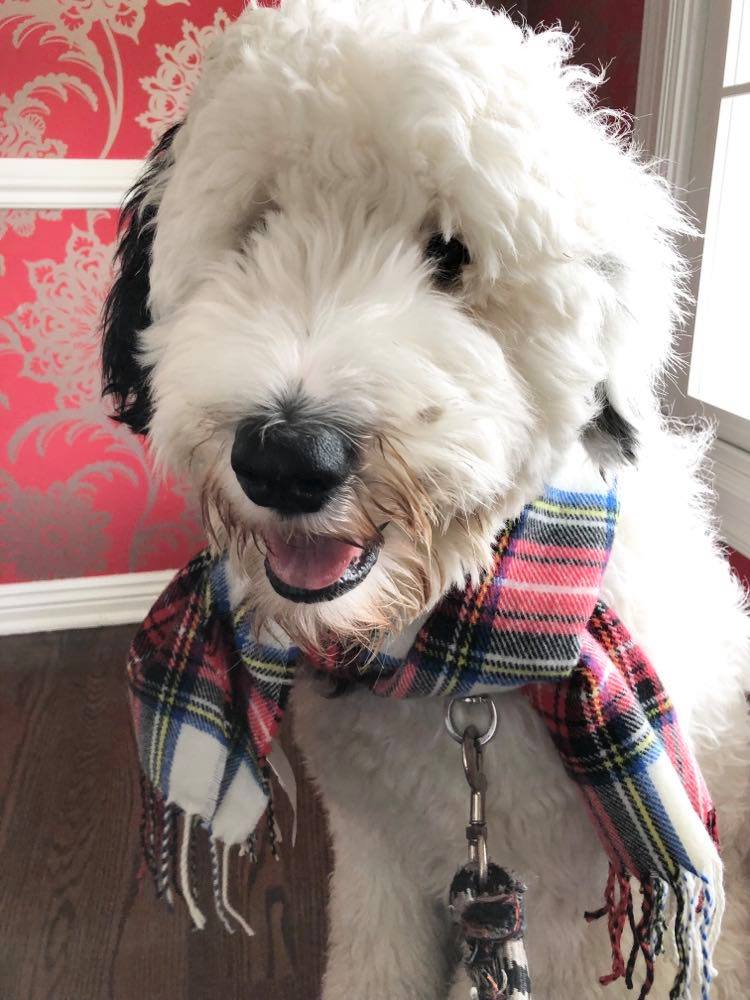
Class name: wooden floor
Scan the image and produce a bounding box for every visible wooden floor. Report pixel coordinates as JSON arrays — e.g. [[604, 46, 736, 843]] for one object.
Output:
[[0, 626, 331, 1000]]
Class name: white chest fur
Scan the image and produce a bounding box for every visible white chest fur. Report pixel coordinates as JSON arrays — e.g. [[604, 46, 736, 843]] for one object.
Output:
[[290, 435, 750, 1000]]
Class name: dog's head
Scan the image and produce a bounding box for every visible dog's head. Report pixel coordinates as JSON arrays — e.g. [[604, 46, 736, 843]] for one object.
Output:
[[103, 0, 687, 651]]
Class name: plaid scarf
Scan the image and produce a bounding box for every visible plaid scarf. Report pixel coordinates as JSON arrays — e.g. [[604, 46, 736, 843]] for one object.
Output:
[[129, 476, 723, 999]]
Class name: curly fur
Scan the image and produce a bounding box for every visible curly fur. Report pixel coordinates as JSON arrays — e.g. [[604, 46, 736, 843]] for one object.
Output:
[[102, 2, 750, 996]]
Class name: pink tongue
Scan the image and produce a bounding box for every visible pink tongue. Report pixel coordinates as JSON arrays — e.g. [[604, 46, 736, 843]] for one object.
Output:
[[264, 530, 362, 591]]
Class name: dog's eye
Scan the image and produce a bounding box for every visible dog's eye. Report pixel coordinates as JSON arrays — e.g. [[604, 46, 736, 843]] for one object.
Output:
[[245, 199, 280, 240], [425, 233, 470, 289]]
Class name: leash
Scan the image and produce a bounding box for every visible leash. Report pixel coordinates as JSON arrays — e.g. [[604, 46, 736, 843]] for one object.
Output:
[[446, 696, 530, 1000]]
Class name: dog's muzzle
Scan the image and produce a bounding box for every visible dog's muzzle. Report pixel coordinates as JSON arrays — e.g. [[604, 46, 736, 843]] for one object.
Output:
[[231, 417, 355, 516], [231, 415, 380, 602]]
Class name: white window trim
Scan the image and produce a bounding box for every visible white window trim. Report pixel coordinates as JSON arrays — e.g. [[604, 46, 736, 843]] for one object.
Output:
[[635, 0, 750, 557]]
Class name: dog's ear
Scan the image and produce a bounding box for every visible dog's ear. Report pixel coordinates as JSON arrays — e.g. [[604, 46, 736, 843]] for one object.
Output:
[[583, 382, 638, 467], [101, 123, 181, 435]]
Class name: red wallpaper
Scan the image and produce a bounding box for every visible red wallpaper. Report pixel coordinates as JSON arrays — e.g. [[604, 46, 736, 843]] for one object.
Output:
[[0, 1, 248, 582], [521, 1, 645, 114], [1, 2, 244, 159], [728, 548, 750, 593], [0, 0, 644, 584]]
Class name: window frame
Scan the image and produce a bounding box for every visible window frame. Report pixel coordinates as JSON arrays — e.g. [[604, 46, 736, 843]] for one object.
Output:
[[635, 0, 750, 555]]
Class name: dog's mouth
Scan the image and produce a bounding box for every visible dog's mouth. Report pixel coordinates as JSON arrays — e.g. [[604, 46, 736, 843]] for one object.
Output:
[[263, 529, 381, 604]]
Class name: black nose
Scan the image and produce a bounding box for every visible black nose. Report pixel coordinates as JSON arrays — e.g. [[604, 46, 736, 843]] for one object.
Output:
[[231, 418, 355, 515]]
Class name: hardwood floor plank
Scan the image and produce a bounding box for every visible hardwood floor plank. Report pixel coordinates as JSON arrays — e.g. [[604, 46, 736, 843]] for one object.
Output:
[[0, 626, 330, 1000]]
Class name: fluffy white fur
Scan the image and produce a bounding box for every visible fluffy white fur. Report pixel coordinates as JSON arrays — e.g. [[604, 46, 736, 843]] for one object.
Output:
[[130, 1, 750, 995]]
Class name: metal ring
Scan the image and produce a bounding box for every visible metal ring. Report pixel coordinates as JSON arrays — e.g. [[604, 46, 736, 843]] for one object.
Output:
[[445, 695, 498, 746]]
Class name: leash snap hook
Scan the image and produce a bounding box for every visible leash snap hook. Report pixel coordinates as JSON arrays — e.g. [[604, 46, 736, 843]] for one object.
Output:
[[445, 696, 529, 999], [445, 696, 498, 892], [462, 726, 489, 888], [461, 727, 486, 794]]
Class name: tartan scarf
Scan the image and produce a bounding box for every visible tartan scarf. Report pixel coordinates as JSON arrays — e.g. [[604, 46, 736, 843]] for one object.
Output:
[[128, 475, 723, 999]]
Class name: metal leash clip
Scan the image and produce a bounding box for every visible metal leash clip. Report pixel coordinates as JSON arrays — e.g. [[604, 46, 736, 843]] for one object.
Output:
[[445, 696, 530, 1000], [445, 695, 498, 889]]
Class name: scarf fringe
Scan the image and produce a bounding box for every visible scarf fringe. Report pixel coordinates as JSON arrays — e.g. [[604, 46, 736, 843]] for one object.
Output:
[[138, 778, 259, 937], [179, 813, 206, 930], [138, 762, 722, 998], [138, 779, 723, 997], [585, 865, 722, 1000]]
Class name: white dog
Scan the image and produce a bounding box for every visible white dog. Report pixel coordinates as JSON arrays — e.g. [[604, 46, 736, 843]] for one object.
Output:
[[102, 1, 750, 997]]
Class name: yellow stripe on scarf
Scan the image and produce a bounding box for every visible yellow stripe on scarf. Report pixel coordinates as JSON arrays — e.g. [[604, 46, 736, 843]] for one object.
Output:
[[534, 499, 613, 519]]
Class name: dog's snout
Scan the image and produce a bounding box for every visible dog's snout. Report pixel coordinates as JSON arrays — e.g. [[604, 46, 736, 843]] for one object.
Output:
[[231, 419, 355, 515]]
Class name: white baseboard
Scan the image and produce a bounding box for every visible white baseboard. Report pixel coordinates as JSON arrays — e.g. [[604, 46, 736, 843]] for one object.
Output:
[[712, 438, 750, 559], [0, 569, 174, 636]]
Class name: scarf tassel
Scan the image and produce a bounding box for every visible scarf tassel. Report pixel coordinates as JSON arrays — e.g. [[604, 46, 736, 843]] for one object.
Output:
[[586, 865, 719, 1000], [136, 776, 257, 937]]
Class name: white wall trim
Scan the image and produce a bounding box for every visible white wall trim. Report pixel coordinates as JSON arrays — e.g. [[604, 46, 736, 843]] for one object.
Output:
[[0, 569, 173, 636], [0, 158, 143, 209], [712, 440, 750, 559], [634, 0, 710, 189], [636, 0, 750, 551], [634, 0, 671, 163]]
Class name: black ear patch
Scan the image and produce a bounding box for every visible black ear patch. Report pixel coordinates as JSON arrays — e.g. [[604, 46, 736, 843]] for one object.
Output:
[[425, 233, 470, 289], [101, 122, 181, 434], [583, 383, 638, 466]]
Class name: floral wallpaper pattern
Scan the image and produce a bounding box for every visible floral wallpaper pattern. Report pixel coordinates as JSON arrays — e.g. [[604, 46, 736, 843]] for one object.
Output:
[[0, 0, 249, 583], [137, 9, 232, 141], [0, 0, 644, 584]]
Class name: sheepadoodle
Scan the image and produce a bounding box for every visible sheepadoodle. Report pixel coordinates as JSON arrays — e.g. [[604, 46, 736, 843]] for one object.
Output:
[[102, 1, 750, 997]]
